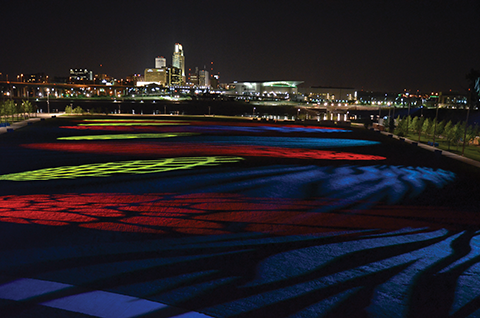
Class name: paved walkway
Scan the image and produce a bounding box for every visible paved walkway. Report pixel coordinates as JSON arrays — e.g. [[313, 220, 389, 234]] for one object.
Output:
[[0, 275, 213, 318], [0, 114, 57, 135]]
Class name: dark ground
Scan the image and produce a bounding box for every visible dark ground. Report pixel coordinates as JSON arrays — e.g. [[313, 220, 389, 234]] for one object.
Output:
[[1, 115, 480, 317]]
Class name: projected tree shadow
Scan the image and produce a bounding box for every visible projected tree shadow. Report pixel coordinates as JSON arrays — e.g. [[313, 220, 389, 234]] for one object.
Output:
[[1, 192, 480, 317], [0, 160, 476, 317], [1, 225, 480, 317], [0, 192, 474, 235]]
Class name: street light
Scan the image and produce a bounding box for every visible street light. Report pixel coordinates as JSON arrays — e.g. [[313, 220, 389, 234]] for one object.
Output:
[[46, 88, 50, 113], [462, 89, 472, 156]]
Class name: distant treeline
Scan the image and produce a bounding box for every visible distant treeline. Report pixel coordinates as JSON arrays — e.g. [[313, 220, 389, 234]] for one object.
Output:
[[0, 100, 35, 122], [376, 107, 480, 126], [394, 115, 479, 150]]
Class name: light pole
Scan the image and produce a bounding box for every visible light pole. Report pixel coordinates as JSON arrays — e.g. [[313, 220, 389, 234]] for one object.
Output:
[[432, 99, 439, 147], [462, 89, 472, 156], [46, 88, 50, 114], [407, 100, 411, 134]]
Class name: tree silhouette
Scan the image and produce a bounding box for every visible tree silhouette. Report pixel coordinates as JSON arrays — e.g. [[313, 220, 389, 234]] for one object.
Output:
[[466, 69, 480, 108], [4, 100, 16, 122], [395, 116, 409, 137], [454, 121, 464, 151], [436, 119, 446, 139], [414, 116, 425, 142], [423, 118, 433, 139], [21, 100, 33, 119]]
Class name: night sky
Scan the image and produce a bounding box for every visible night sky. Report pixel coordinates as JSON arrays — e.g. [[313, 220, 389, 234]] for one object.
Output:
[[1, 0, 479, 92]]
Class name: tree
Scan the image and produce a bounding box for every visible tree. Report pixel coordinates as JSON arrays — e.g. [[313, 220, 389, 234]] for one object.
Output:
[[4, 100, 16, 122], [0, 101, 5, 123], [436, 119, 447, 139], [395, 116, 409, 136], [454, 122, 464, 151], [422, 118, 433, 138], [467, 69, 480, 109], [21, 100, 33, 119], [404, 115, 412, 135], [388, 116, 396, 133], [414, 116, 425, 142], [363, 115, 372, 129], [444, 121, 456, 150], [73, 106, 84, 114], [466, 124, 480, 145], [428, 118, 436, 138], [410, 116, 418, 136]]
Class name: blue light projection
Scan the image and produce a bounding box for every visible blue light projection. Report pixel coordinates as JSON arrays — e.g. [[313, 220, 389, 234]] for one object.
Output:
[[186, 125, 352, 134], [136, 165, 454, 208], [173, 136, 380, 149], [2, 229, 479, 317], [0, 278, 170, 317], [318, 165, 456, 206]]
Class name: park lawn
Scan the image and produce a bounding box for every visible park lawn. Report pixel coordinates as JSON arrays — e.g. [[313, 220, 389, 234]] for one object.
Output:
[[404, 132, 480, 162]]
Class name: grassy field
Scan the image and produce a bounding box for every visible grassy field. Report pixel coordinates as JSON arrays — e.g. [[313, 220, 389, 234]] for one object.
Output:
[[403, 132, 480, 161]]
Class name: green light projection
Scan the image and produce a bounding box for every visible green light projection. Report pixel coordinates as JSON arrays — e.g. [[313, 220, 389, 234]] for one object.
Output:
[[57, 132, 198, 141], [0, 157, 243, 181]]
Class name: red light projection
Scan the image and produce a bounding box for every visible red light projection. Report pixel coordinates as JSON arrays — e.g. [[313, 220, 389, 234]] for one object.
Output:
[[0, 193, 475, 236], [22, 142, 386, 161], [60, 121, 346, 134], [76, 119, 344, 130]]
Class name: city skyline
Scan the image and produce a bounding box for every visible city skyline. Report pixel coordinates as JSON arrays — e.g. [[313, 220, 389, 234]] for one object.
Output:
[[1, 0, 479, 93]]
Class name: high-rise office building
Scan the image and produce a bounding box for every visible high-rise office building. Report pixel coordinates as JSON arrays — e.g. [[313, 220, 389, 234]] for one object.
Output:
[[155, 56, 166, 69], [69, 68, 93, 82], [211, 74, 219, 89], [199, 70, 209, 87], [172, 43, 185, 84], [144, 68, 167, 85], [168, 67, 182, 86]]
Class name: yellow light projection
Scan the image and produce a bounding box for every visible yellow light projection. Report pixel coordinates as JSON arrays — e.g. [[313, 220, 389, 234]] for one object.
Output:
[[57, 132, 198, 141], [0, 157, 243, 181]]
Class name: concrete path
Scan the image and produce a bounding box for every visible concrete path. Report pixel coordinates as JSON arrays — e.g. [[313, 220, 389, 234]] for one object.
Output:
[[0, 114, 58, 135]]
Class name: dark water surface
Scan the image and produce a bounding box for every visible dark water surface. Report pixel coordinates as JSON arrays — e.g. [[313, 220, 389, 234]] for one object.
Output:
[[34, 99, 480, 124]]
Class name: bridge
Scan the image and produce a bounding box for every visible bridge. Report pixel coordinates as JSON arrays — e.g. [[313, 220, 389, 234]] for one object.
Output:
[[0, 81, 131, 100]]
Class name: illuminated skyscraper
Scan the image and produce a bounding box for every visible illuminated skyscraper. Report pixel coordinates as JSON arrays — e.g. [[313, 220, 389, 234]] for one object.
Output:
[[155, 56, 166, 69], [69, 68, 93, 82], [144, 68, 167, 85], [199, 70, 210, 87], [172, 43, 185, 84]]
